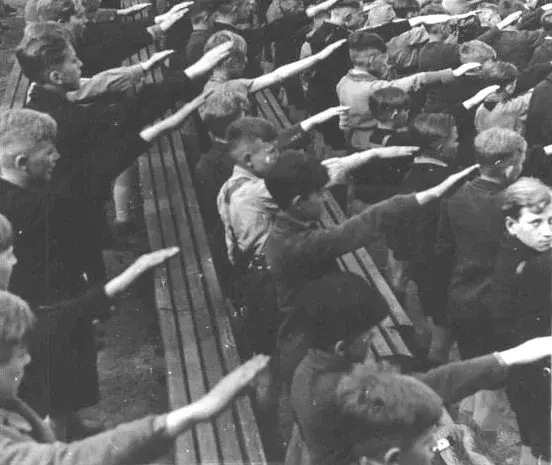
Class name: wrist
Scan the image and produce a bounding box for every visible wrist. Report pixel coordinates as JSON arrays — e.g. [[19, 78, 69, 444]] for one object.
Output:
[[497, 348, 517, 366], [493, 351, 509, 367]]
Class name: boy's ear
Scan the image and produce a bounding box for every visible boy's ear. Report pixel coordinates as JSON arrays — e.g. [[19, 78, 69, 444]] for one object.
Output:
[[290, 194, 303, 209], [243, 152, 253, 168], [48, 69, 63, 85], [14, 155, 28, 172], [383, 447, 401, 464], [334, 340, 347, 356], [505, 216, 517, 235]]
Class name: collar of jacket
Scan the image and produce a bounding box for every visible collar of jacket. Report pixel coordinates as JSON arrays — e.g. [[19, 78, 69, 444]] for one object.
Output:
[[347, 69, 378, 81], [271, 210, 319, 234], [470, 176, 505, 193]]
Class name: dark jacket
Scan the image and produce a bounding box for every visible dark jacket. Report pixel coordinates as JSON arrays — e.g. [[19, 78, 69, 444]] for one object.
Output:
[[484, 28, 545, 71], [265, 194, 421, 313], [526, 73, 552, 154], [529, 37, 552, 67], [289, 349, 508, 465]]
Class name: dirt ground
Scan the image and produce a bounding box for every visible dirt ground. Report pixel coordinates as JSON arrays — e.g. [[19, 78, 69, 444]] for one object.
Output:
[[1, 5, 528, 464]]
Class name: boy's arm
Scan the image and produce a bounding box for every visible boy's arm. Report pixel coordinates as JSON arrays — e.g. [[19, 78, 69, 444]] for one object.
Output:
[[0, 355, 268, 465], [249, 40, 347, 93]]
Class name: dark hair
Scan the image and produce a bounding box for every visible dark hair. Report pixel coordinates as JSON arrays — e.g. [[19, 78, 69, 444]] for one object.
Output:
[[349, 30, 387, 53], [393, 0, 419, 18], [332, 0, 361, 10], [369, 87, 409, 121], [502, 177, 552, 220], [338, 364, 443, 458], [189, 0, 218, 23], [16, 22, 74, 83], [481, 60, 519, 87], [497, 0, 525, 18], [412, 113, 456, 154], [226, 117, 278, 156], [541, 10, 552, 33], [35, 0, 77, 22], [264, 150, 329, 210]]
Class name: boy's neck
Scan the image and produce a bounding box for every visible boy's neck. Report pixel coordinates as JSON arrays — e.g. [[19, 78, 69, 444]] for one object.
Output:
[[192, 23, 209, 30], [479, 174, 505, 186], [351, 66, 372, 75], [0, 172, 29, 190], [40, 83, 69, 97], [376, 121, 395, 130]]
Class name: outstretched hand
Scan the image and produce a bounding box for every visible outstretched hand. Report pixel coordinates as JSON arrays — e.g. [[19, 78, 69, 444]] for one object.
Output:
[[374, 146, 420, 159], [193, 355, 270, 421], [497, 10, 522, 29], [142, 49, 175, 71], [434, 164, 480, 196], [118, 2, 151, 15], [453, 62, 481, 77], [158, 8, 189, 32], [185, 41, 233, 79], [155, 1, 194, 23], [308, 106, 349, 126], [499, 337, 552, 366]]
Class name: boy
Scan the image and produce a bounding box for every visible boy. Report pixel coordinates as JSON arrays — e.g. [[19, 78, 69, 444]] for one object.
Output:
[[490, 177, 551, 464], [283, 271, 552, 465], [0, 100, 206, 436], [0, 288, 269, 465], [336, 30, 480, 151], [263, 147, 478, 313]]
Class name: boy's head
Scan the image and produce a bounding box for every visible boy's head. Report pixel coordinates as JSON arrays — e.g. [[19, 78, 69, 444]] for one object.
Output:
[[369, 87, 410, 128], [477, 3, 501, 28], [226, 117, 279, 177], [481, 60, 518, 97], [215, 0, 257, 26], [0, 109, 60, 188], [459, 40, 497, 65], [189, 0, 218, 28], [204, 30, 247, 78], [365, 2, 396, 27], [412, 113, 458, 164], [199, 83, 251, 138], [541, 10, 552, 35], [330, 0, 363, 29], [393, 0, 420, 19], [421, 5, 456, 43], [338, 364, 444, 465], [292, 272, 388, 362], [497, 0, 525, 19], [17, 22, 82, 90], [474, 127, 526, 185], [264, 149, 329, 220], [348, 31, 387, 73], [32, 0, 88, 37], [278, 0, 305, 16], [0, 291, 35, 399], [503, 177, 552, 252], [0, 215, 16, 291]]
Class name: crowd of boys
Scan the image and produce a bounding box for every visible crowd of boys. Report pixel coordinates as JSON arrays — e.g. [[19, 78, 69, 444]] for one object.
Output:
[[0, 0, 551, 463]]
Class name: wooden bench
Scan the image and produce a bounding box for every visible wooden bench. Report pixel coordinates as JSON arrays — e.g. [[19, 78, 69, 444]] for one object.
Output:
[[1, 61, 30, 110], [125, 17, 269, 465], [253, 89, 455, 426]]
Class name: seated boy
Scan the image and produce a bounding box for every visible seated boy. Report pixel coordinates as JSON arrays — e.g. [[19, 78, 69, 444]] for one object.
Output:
[[263, 146, 478, 313], [0, 289, 269, 464], [0, 100, 206, 436], [283, 271, 552, 465], [490, 177, 551, 464], [336, 30, 480, 151]]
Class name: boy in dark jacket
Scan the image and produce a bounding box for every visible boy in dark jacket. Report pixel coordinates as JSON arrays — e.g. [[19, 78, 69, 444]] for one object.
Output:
[[490, 177, 551, 464]]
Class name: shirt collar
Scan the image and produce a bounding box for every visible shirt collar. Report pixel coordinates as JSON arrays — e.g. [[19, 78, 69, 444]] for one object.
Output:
[[231, 165, 263, 181], [273, 210, 318, 233]]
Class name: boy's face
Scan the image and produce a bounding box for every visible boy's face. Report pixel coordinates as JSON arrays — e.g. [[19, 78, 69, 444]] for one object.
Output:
[[244, 139, 279, 177], [68, 5, 89, 37], [0, 343, 30, 399], [50, 45, 83, 91], [0, 246, 17, 291], [392, 108, 409, 128], [20, 140, 61, 185], [506, 204, 552, 252]]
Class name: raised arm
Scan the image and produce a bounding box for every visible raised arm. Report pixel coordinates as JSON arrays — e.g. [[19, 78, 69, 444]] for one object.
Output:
[[249, 39, 347, 93]]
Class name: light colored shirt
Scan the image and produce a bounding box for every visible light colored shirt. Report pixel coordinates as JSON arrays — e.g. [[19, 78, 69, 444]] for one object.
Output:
[[217, 165, 278, 264], [336, 68, 454, 149]]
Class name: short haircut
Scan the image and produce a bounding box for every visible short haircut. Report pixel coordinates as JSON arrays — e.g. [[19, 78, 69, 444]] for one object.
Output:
[[541, 10, 552, 33], [200, 85, 251, 138], [412, 113, 456, 153], [369, 87, 409, 121], [189, 0, 218, 23], [349, 31, 386, 67], [34, 0, 77, 22], [393, 0, 420, 18], [474, 127, 526, 171], [226, 117, 278, 157], [459, 40, 497, 64], [502, 177, 552, 220], [0, 109, 57, 168], [0, 291, 36, 366], [80, 0, 100, 14], [204, 30, 247, 77], [498, 0, 525, 18], [264, 150, 329, 210], [338, 364, 443, 459], [24, 0, 41, 22], [481, 60, 519, 87], [17, 21, 74, 83], [0, 215, 13, 254], [332, 0, 361, 11], [292, 272, 388, 351], [420, 4, 450, 34]]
